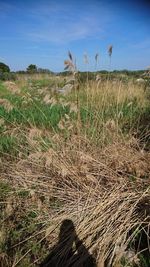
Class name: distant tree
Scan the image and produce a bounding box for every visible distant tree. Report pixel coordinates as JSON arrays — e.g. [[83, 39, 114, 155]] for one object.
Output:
[[16, 70, 26, 74], [37, 68, 53, 74], [0, 62, 10, 73], [26, 64, 37, 73], [98, 70, 108, 74]]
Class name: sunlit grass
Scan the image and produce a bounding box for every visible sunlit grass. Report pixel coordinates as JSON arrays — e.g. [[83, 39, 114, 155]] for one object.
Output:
[[0, 76, 150, 267]]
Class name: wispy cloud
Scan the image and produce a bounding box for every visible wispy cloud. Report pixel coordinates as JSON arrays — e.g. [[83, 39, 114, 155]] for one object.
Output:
[[22, 1, 112, 44], [1, 0, 149, 71], [27, 17, 103, 43], [0, 1, 113, 44]]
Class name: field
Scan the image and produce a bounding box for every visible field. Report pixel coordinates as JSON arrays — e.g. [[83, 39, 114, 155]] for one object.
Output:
[[0, 73, 150, 267]]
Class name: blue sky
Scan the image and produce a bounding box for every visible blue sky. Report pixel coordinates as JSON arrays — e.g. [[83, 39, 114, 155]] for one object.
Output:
[[0, 0, 150, 71]]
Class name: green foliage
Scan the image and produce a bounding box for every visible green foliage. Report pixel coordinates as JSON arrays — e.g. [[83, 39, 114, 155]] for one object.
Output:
[[0, 62, 15, 81], [138, 254, 150, 267], [112, 69, 145, 77], [0, 135, 19, 156], [0, 81, 8, 94], [37, 68, 53, 74], [0, 99, 70, 130], [28, 78, 55, 89], [0, 62, 10, 73], [16, 70, 26, 74], [26, 64, 38, 73], [58, 69, 146, 79], [0, 72, 16, 81]]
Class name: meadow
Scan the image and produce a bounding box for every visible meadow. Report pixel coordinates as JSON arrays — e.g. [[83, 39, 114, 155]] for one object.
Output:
[[0, 70, 150, 267]]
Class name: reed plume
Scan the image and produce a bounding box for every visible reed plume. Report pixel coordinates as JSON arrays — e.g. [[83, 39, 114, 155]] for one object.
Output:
[[95, 53, 99, 70], [108, 45, 113, 70], [108, 45, 113, 57], [64, 51, 76, 73]]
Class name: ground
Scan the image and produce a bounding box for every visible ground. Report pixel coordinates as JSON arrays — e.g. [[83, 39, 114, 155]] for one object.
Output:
[[0, 73, 150, 267]]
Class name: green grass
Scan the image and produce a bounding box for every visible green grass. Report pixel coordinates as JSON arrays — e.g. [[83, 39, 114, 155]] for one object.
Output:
[[0, 181, 11, 200], [0, 102, 70, 129], [0, 77, 149, 267], [0, 79, 149, 150], [0, 135, 19, 157]]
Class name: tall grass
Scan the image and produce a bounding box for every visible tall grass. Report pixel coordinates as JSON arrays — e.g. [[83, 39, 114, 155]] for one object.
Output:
[[0, 73, 150, 267]]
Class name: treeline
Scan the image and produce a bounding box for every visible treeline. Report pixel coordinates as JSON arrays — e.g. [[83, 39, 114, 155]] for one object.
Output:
[[0, 61, 148, 81], [59, 69, 146, 77], [0, 62, 54, 81], [58, 69, 147, 83], [16, 64, 54, 74]]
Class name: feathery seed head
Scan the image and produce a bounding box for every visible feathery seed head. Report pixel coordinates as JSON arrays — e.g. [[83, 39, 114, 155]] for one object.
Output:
[[108, 45, 113, 57]]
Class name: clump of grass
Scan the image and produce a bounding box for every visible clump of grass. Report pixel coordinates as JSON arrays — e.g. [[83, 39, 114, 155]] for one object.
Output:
[[0, 63, 150, 267], [0, 181, 11, 200], [0, 135, 19, 157]]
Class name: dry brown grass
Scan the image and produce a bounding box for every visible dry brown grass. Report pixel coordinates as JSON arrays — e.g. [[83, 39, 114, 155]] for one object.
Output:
[[0, 76, 150, 266], [0, 98, 14, 112], [3, 81, 20, 94], [84, 79, 148, 109], [1, 133, 149, 265]]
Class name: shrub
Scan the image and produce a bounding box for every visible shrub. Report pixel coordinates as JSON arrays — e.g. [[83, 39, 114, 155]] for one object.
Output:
[[0, 62, 10, 73], [0, 72, 16, 81], [26, 64, 38, 73]]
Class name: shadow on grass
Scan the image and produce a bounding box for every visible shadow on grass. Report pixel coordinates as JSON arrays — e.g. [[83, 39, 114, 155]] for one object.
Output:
[[40, 219, 96, 267]]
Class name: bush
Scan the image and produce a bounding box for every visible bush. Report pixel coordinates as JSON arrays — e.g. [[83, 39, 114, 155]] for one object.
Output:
[[0, 72, 16, 81], [26, 64, 38, 73], [0, 62, 10, 73]]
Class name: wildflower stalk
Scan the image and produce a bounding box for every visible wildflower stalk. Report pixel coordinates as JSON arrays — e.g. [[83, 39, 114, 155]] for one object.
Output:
[[64, 51, 81, 148]]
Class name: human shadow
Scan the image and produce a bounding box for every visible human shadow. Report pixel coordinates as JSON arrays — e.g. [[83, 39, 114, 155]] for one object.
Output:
[[40, 219, 96, 267]]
